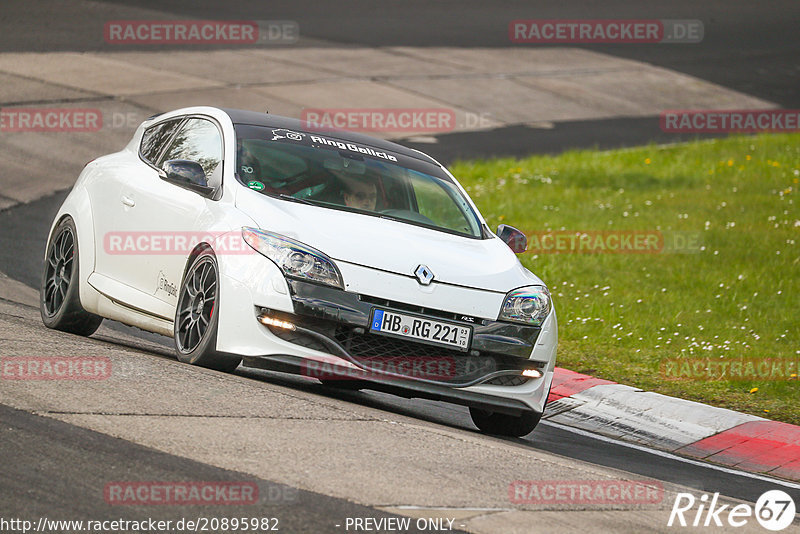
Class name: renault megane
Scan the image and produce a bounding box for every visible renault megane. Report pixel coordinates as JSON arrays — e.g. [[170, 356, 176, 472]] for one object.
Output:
[[41, 106, 557, 436]]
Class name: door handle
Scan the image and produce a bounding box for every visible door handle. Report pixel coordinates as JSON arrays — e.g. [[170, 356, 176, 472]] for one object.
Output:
[[121, 195, 135, 207]]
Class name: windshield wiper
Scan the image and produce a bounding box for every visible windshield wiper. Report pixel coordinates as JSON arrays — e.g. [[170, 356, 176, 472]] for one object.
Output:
[[278, 194, 313, 205], [379, 213, 406, 224], [269, 193, 326, 207]]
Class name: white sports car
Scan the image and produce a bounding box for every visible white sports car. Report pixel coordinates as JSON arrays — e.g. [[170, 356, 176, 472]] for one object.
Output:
[[41, 106, 557, 436]]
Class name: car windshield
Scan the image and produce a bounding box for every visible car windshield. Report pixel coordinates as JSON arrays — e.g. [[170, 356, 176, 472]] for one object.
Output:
[[234, 125, 484, 238]]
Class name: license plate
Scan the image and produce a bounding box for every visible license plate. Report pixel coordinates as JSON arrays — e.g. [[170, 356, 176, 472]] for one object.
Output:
[[370, 309, 471, 351]]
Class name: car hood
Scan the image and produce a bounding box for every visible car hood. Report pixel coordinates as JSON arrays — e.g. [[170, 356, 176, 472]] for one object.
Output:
[[235, 188, 544, 293]]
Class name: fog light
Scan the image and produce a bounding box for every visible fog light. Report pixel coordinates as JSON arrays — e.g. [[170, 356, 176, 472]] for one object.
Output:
[[258, 315, 296, 331], [522, 369, 543, 379]]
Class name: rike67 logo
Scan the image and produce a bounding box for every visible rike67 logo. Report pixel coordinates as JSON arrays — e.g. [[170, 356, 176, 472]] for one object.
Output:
[[668, 490, 797, 531]]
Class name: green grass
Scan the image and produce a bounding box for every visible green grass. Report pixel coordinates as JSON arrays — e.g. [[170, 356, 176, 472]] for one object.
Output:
[[450, 134, 800, 424]]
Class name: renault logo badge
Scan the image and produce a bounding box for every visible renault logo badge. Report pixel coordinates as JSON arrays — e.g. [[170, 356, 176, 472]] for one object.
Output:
[[414, 264, 434, 285]]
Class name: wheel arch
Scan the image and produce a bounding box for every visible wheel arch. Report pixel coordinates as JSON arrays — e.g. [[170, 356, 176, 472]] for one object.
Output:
[[180, 242, 216, 289], [45, 187, 99, 313]]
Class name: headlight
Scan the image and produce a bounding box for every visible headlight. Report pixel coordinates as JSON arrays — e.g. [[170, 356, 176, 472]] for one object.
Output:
[[498, 286, 551, 326], [242, 227, 343, 289]]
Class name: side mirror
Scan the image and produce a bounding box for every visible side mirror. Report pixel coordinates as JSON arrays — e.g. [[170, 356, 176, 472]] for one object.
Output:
[[496, 224, 527, 253], [161, 159, 214, 197]]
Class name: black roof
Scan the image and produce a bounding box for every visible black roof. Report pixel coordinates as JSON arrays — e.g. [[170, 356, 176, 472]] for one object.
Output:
[[220, 108, 437, 165]]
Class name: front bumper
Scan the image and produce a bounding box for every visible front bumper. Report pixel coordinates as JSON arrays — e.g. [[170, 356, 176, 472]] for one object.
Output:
[[261, 279, 547, 388], [241, 354, 539, 417], [215, 253, 557, 413]]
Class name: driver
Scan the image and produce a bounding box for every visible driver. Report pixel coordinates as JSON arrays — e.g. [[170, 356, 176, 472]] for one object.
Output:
[[342, 178, 378, 210], [325, 158, 379, 210]]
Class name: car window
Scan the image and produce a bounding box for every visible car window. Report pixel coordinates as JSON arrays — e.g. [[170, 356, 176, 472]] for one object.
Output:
[[238, 140, 308, 187], [234, 124, 483, 238], [159, 118, 223, 186], [139, 118, 183, 164], [411, 172, 477, 237]]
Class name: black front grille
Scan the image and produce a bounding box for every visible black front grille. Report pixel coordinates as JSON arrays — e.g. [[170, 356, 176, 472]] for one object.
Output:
[[357, 295, 477, 323], [332, 327, 529, 385]]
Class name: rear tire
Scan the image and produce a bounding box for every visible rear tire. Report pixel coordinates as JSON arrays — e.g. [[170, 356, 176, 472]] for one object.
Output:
[[40, 217, 103, 336], [469, 407, 542, 437], [174, 250, 241, 372]]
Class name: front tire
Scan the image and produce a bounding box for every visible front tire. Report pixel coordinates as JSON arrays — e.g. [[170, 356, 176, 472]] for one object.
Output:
[[469, 407, 542, 437], [174, 250, 241, 372], [40, 217, 103, 336]]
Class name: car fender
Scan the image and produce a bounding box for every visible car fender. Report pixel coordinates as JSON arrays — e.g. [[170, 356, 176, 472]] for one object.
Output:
[[213, 234, 297, 356], [463, 307, 558, 413], [45, 167, 102, 314]]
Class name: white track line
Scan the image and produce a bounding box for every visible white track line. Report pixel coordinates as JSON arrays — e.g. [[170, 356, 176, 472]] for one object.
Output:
[[540, 420, 800, 491]]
